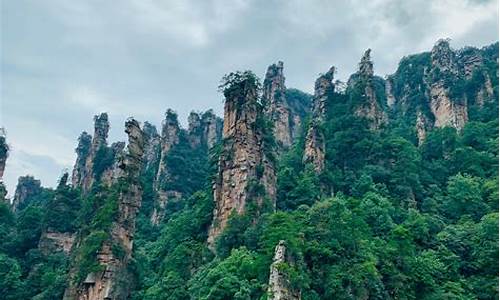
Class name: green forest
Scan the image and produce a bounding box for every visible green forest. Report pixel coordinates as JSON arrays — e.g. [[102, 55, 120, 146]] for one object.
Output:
[[0, 40, 498, 300]]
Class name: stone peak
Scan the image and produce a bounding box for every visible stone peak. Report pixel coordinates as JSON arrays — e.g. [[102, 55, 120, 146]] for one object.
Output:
[[431, 38, 456, 70], [359, 49, 373, 77], [265, 61, 284, 79], [314, 66, 335, 98]]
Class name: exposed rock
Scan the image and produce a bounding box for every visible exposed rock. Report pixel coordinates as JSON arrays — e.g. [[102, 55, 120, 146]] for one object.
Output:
[[65, 119, 145, 300], [12, 175, 42, 212], [303, 67, 334, 172], [208, 73, 276, 246], [415, 110, 429, 145], [429, 40, 468, 130], [39, 231, 75, 255], [268, 240, 301, 300], [352, 49, 387, 129], [100, 142, 126, 187], [142, 122, 161, 172], [263, 61, 293, 148], [0, 128, 8, 180], [78, 113, 111, 193], [71, 132, 92, 187], [151, 109, 181, 224], [188, 110, 223, 149], [201, 110, 223, 149], [385, 80, 396, 108]]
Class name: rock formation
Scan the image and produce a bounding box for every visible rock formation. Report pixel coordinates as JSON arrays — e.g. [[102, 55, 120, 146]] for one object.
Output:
[[71, 113, 111, 193], [142, 121, 161, 172], [12, 175, 42, 212], [65, 118, 145, 300], [268, 240, 301, 300], [0, 128, 8, 180], [72, 132, 92, 187], [303, 67, 334, 172], [208, 72, 276, 246], [263, 61, 293, 148], [352, 49, 387, 129], [150, 109, 181, 224], [188, 110, 223, 149], [428, 39, 468, 130], [263, 62, 310, 149]]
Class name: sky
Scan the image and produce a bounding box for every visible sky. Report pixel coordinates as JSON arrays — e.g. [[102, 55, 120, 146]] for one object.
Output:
[[1, 0, 498, 196]]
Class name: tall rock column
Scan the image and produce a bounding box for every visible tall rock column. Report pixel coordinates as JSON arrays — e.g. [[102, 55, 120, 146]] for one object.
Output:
[[428, 39, 468, 130], [353, 49, 387, 129], [268, 240, 301, 300], [208, 72, 276, 246], [0, 128, 8, 180], [303, 67, 334, 173], [71, 132, 92, 187], [80, 113, 110, 193], [0, 129, 8, 203], [65, 119, 145, 300], [12, 175, 42, 212], [263, 61, 293, 148], [150, 109, 180, 224]]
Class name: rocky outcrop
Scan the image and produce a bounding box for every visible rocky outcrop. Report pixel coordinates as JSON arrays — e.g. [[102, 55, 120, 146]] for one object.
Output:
[[72, 113, 111, 193], [39, 231, 75, 255], [151, 110, 181, 224], [428, 39, 468, 130], [352, 49, 387, 129], [208, 72, 276, 246], [65, 119, 145, 300], [263, 61, 294, 148], [0, 128, 8, 180], [268, 240, 301, 300], [72, 132, 92, 187], [188, 110, 223, 149], [12, 175, 42, 212], [303, 67, 334, 172], [142, 122, 161, 172]]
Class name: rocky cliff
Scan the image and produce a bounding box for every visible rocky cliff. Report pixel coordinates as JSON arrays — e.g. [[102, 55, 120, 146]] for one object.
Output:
[[65, 118, 145, 300], [349, 49, 387, 130], [268, 240, 301, 300], [303, 67, 334, 172], [71, 113, 111, 193], [150, 109, 181, 224], [12, 175, 42, 212], [263, 62, 310, 150], [428, 39, 468, 130], [0, 128, 8, 180], [208, 72, 276, 246], [188, 110, 223, 149], [263, 61, 293, 148]]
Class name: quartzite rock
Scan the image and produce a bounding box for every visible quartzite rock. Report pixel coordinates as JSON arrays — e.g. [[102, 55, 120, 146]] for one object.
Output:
[[268, 240, 301, 300]]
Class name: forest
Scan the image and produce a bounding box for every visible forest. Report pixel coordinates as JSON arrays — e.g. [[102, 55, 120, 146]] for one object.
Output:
[[0, 39, 498, 300]]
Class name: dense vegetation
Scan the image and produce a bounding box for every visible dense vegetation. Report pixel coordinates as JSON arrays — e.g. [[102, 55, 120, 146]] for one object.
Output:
[[0, 43, 498, 299]]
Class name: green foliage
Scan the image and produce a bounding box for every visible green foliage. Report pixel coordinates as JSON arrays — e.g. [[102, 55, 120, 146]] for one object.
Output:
[[92, 145, 116, 180]]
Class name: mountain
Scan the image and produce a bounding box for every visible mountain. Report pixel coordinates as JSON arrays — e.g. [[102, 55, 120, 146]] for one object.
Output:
[[0, 40, 498, 300]]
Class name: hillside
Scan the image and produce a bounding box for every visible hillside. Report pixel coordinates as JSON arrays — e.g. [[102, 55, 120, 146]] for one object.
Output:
[[0, 39, 498, 300]]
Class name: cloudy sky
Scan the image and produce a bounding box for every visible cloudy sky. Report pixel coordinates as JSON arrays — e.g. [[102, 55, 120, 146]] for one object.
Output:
[[1, 0, 498, 195]]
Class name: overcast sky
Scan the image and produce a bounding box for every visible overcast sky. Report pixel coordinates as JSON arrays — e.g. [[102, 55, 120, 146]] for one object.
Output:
[[1, 0, 498, 196]]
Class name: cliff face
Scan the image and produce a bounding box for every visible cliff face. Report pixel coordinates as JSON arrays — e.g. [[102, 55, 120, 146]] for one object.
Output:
[[268, 240, 301, 300], [12, 175, 42, 212], [388, 40, 498, 144], [263, 61, 293, 148], [66, 119, 145, 300], [428, 39, 468, 130], [72, 113, 111, 193], [303, 67, 334, 172], [150, 110, 181, 224], [351, 49, 387, 130], [208, 73, 276, 246], [263, 62, 310, 149], [188, 110, 223, 149], [72, 132, 92, 187], [0, 129, 8, 180]]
